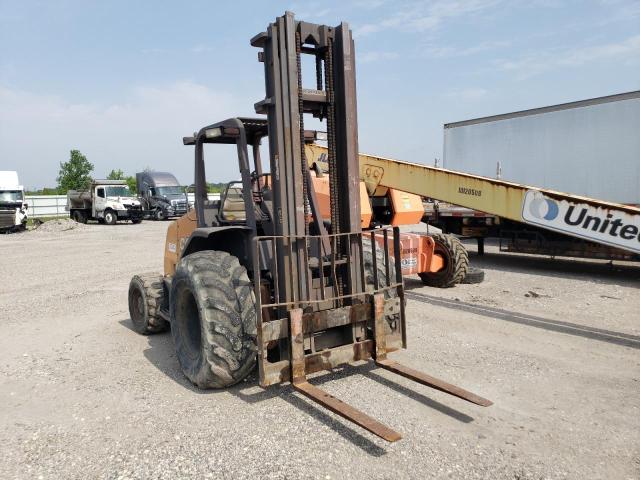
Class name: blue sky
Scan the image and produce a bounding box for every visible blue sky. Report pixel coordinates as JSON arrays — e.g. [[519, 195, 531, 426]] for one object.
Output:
[[1, 0, 639, 189]]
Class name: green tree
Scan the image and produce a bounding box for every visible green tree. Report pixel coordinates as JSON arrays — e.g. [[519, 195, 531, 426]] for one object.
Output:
[[107, 169, 125, 180], [57, 150, 94, 193], [125, 175, 137, 193], [207, 182, 227, 193]]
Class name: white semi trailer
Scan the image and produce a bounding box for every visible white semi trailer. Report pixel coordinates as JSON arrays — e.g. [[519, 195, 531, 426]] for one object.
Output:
[[0, 171, 28, 232], [427, 90, 640, 259]]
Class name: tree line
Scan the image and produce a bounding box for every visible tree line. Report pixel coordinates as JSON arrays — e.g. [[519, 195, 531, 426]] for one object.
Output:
[[27, 150, 226, 195]]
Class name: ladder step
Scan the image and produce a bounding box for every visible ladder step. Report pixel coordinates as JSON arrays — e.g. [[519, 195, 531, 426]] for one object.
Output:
[[293, 380, 402, 442], [375, 358, 493, 407]]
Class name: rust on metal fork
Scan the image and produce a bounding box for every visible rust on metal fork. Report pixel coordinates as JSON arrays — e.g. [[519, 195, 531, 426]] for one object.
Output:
[[288, 304, 403, 442], [293, 381, 402, 442]]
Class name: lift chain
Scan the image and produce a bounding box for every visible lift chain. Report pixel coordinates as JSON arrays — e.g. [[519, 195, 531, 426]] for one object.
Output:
[[323, 37, 344, 298], [315, 53, 324, 120], [324, 38, 340, 237], [295, 30, 310, 235]]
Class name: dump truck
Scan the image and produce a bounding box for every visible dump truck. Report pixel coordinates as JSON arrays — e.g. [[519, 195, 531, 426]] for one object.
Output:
[[128, 12, 491, 443], [429, 91, 640, 259], [136, 171, 189, 220], [68, 180, 143, 225], [0, 171, 28, 232]]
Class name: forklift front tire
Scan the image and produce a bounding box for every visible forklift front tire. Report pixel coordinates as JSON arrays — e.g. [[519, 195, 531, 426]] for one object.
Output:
[[170, 250, 257, 389]]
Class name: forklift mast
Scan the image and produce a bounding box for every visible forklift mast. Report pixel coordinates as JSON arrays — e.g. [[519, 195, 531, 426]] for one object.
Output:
[[247, 12, 491, 442], [252, 12, 363, 307]]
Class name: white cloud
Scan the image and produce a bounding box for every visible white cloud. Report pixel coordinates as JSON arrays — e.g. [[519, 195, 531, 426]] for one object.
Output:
[[354, 0, 503, 37], [445, 87, 488, 99], [0, 82, 246, 188], [358, 51, 399, 63], [190, 45, 215, 54], [597, 0, 640, 23], [496, 34, 640, 79], [289, 2, 332, 20], [424, 40, 510, 58], [351, 0, 388, 8]]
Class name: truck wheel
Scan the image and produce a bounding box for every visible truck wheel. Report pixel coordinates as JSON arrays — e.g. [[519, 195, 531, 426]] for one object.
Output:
[[128, 274, 169, 334], [73, 210, 87, 224], [418, 233, 469, 288], [104, 210, 117, 225], [170, 250, 257, 389], [154, 209, 165, 221], [461, 266, 485, 284]]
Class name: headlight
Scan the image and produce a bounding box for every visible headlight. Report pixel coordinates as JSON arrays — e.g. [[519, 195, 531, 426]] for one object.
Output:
[[205, 127, 222, 139]]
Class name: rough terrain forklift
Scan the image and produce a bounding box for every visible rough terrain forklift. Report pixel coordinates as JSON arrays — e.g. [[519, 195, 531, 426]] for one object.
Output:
[[128, 12, 491, 441]]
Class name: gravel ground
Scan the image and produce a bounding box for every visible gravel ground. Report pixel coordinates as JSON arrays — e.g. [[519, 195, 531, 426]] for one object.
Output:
[[0, 221, 638, 480]]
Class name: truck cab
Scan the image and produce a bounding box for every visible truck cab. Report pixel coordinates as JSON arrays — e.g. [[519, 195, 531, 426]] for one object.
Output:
[[0, 171, 28, 232], [67, 180, 143, 225], [136, 171, 188, 220]]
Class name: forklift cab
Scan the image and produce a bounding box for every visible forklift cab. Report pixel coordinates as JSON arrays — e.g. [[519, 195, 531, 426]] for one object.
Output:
[[183, 117, 322, 230], [182, 117, 270, 230]]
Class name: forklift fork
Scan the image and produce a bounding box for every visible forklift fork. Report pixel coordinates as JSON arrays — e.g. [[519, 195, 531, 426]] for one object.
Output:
[[288, 294, 491, 442], [253, 230, 491, 443]]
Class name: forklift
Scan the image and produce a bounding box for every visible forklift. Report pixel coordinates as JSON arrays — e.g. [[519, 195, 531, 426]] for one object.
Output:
[[128, 12, 491, 442]]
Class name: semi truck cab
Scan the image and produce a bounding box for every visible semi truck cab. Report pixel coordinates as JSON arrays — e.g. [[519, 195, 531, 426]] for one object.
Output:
[[0, 171, 28, 232], [136, 171, 188, 220]]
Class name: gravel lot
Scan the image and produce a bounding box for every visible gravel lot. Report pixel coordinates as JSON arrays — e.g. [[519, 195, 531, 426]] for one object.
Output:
[[1, 220, 638, 479]]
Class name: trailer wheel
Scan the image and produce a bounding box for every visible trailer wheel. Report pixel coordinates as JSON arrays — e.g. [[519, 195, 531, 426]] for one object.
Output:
[[104, 209, 117, 225], [418, 233, 469, 288], [170, 250, 257, 389], [128, 274, 169, 334]]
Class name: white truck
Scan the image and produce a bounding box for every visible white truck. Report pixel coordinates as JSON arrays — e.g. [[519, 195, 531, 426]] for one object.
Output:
[[427, 90, 640, 259], [0, 171, 28, 232], [67, 180, 143, 225]]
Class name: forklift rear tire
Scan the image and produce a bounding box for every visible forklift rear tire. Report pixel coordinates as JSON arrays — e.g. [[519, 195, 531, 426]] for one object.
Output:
[[104, 210, 117, 225], [170, 250, 257, 389], [418, 233, 469, 288], [128, 274, 169, 334]]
